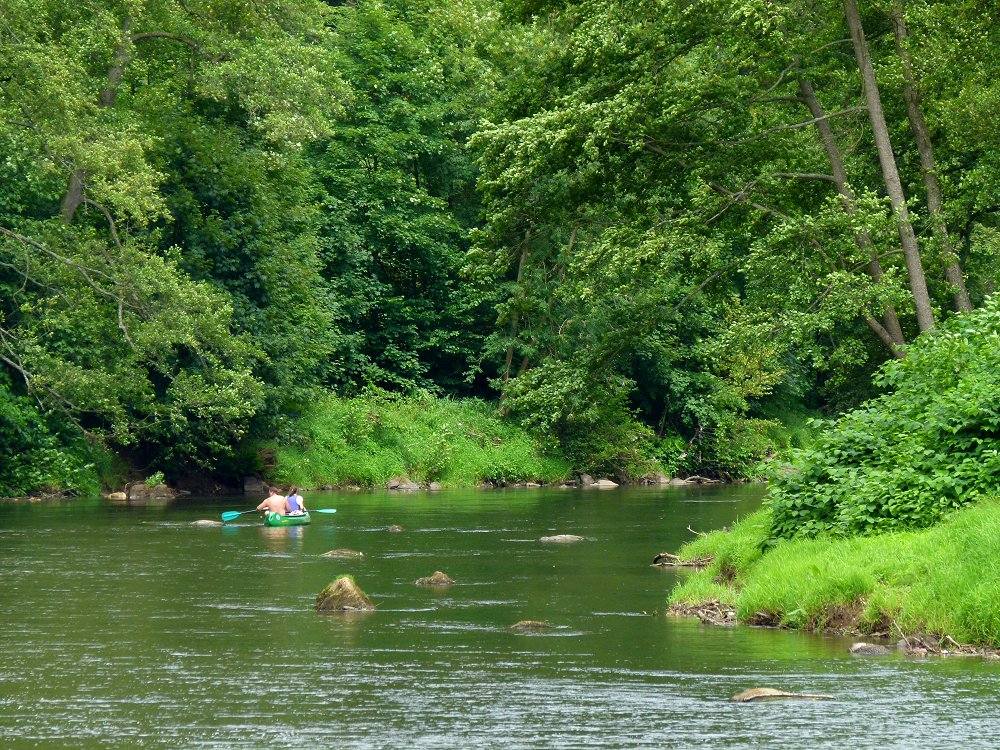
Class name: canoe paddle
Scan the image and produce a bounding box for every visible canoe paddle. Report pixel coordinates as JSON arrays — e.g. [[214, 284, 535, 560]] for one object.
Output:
[[312, 508, 337, 514], [220, 509, 261, 522]]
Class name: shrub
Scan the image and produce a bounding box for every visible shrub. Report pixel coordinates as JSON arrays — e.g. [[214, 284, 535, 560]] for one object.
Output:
[[767, 296, 1000, 540]]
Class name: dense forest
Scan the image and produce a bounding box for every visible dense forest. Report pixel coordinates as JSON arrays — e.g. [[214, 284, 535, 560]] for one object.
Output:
[[1, 0, 998, 497]]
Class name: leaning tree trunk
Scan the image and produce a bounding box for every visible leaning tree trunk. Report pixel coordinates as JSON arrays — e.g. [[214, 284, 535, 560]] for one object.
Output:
[[61, 17, 133, 225], [798, 77, 906, 356], [890, 5, 973, 313], [844, 0, 935, 332]]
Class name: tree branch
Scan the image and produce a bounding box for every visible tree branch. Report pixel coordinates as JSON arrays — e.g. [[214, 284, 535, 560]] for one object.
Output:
[[129, 32, 225, 62]]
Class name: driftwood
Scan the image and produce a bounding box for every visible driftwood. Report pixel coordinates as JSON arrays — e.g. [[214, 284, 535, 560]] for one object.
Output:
[[652, 552, 714, 568], [666, 600, 735, 626]]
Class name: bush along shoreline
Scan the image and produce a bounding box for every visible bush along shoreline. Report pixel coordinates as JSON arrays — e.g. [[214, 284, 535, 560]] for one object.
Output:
[[266, 390, 575, 490], [665, 500, 1000, 657], [661, 298, 1000, 658], [262, 389, 789, 492]]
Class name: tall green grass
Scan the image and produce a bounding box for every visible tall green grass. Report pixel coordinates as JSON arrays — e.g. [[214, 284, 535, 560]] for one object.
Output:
[[270, 388, 572, 488], [669, 498, 1000, 647]]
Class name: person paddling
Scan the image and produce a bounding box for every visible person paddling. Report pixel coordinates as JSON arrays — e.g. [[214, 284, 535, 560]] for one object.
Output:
[[286, 486, 306, 516], [256, 487, 289, 516]]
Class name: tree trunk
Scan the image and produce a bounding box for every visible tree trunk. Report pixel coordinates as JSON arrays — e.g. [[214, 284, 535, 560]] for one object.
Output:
[[844, 0, 935, 332], [890, 5, 973, 313], [797, 78, 905, 355], [61, 17, 133, 225]]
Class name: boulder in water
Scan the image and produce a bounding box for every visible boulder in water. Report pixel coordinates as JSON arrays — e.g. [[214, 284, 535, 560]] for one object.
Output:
[[539, 534, 586, 543], [387, 524, 404, 533], [729, 687, 835, 702], [849, 642, 892, 656], [322, 549, 364, 558], [510, 620, 551, 631], [191, 519, 224, 527], [416, 571, 455, 586], [387, 477, 420, 491], [315, 575, 375, 612]]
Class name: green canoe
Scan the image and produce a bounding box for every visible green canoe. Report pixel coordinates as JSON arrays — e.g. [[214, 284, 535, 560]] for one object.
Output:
[[264, 511, 312, 527]]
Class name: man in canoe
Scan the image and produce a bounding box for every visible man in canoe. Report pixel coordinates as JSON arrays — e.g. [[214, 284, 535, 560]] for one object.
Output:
[[256, 487, 289, 516], [286, 486, 307, 516]]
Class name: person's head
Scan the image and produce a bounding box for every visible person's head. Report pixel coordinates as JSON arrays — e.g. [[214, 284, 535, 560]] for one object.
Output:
[[289, 486, 298, 495], [269, 486, 279, 495]]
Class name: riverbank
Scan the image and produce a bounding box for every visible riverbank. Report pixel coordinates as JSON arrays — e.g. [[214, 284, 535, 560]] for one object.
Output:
[[266, 390, 574, 489], [666, 497, 1000, 653]]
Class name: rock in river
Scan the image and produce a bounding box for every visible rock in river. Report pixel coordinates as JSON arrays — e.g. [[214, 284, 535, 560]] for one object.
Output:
[[510, 620, 551, 631], [191, 519, 224, 527], [539, 534, 586, 543], [322, 549, 365, 558], [729, 687, 835, 702], [415, 571, 455, 586], [315, 575, 375, 612], [849, 642, 892, 656]]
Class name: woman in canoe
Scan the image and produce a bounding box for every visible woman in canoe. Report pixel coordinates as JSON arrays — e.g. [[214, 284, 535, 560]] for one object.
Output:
[[286, 486, 307, 516]]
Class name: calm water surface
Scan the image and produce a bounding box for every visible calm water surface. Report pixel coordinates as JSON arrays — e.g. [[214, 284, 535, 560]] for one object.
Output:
[[2, 485, 999, 748]]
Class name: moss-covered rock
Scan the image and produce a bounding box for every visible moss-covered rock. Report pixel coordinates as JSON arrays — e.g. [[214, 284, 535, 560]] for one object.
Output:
[[415, 571, 455, 586], [315, 575, 375, 612]]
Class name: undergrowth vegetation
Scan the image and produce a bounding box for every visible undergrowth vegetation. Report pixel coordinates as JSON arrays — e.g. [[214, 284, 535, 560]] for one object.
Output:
[[670, 499, 1000, 647], [767, 296, 1000, 540], [270, 388, 572, 488]]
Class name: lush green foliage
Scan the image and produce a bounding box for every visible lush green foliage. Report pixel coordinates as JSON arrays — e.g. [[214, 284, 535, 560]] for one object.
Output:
[[270, 388, 571, 488], [467, 0, 1000, 479], [0, 375, 105, 495], [768, 296, 1000, 539], [671, 499, 1000, 648], [1, 0, 999, 493]]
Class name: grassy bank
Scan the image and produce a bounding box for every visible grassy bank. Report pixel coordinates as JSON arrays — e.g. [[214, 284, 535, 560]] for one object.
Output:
[[668, 498, 1000, 648], [269, 389, 572, 489]]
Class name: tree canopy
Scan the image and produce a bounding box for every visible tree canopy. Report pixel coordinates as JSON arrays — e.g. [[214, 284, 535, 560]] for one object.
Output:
[[1, 0, 998, 492]]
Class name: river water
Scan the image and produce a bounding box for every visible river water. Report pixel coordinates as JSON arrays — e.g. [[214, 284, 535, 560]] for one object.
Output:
[[2, 485, 1000, 748]]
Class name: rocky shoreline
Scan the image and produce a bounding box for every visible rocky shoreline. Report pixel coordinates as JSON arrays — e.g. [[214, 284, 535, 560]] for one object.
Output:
[[666, 599, 1000, 660]]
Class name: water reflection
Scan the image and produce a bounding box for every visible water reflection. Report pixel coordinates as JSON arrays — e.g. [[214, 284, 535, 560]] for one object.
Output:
[[258, 524, 306, 553]]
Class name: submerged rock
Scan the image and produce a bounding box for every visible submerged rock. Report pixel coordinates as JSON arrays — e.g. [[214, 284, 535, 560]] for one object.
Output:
[[106, 491, 127, 502], [191, 519, 224, 527], [849, 642, 892, 656], [510, 620, 551, 631], [322, 549, 364, 558], [315, 576, 375, 612], [387, 524, 404, 533], [729, 687, 835, 702], [415, 571, 455, 586], [539, 534, 586, 543]]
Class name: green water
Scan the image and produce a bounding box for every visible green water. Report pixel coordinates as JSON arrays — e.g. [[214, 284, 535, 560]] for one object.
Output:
[[3, 485, 1000, 748]]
